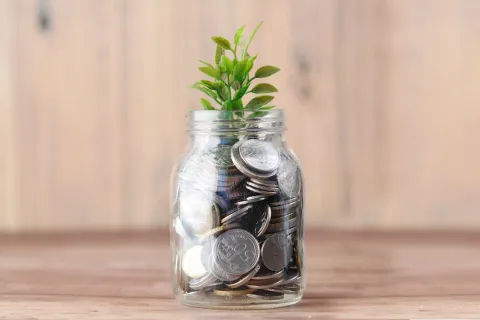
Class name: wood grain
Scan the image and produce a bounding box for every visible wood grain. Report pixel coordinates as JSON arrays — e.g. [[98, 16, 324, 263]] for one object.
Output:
[[1, 0, 480, 231], [0, 0, 16, 231], [0, 230, 479, 319], [12, 0, 125, 231]]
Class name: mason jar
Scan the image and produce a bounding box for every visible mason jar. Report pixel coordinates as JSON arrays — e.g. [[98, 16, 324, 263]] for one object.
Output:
[[170, 110, 305, 309]]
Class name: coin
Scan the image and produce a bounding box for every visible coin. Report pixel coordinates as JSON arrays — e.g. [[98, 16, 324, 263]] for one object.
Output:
[[247, 290, 284, 300], [266, 283, 301, 294], [282, 270, 301, 285], [245, 180, 279, 192], [269, 195, 300, 207], [266, 217, 297, 233], [221, 204, 253, 224], [238, 140, 280, 173], [231, 143, 277, 179], [236, 195, 266, 206], [245, 184, 278, 196], [214, 229, 260, 276], [182, 245, 208, 278], [261, 233, 292, 272], [253, 204, 271, 237], [209, 254, 241, 281], [269, 211, 297, 224], [250, 178, 278, 188], [179, 191, 220, 236], [277, 159, 301, 198], [247, 277, 285, 290], [213, 288, 255, 296], [252, 268, 285, 281], [225, 263, 261, 289], [189, 273, 218, 290]]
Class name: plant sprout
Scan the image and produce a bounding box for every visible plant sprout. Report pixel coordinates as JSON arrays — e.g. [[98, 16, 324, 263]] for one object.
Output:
[[193, 22, 280, 118]]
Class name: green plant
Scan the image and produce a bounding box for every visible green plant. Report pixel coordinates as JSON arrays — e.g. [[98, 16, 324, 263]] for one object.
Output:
[[193, 22, 280, 117]]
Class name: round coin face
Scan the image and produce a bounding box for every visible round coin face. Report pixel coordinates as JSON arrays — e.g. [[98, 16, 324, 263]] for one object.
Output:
[[179, 192, 218, 236], [213, 229, 260, 276], [182, 245, 208, 278], [238, 140, 280, 173], [261, 233, 293, 272]]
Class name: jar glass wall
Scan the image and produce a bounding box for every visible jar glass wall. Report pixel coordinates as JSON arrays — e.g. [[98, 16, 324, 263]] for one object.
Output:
[[170, 110, 305, 309]]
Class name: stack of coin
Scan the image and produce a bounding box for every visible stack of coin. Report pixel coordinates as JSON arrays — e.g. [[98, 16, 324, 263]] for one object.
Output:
[[174, 138, 303, 299]]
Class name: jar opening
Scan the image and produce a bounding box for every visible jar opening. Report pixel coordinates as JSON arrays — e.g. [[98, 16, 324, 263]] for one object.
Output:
[[188, 109, 285, 135]]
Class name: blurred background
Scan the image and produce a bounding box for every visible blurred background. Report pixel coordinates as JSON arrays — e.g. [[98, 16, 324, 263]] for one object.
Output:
[[1, 0, 480, 233]]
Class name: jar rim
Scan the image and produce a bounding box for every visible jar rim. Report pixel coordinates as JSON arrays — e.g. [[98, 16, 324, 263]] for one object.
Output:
[[188, 109, 285, 134]]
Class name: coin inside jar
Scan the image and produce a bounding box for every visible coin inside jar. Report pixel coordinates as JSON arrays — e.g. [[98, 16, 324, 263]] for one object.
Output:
[[261, 233, 293, 272], [247, 290, 284, 300], [221, 204, 253, 224], [182, 245, 208, 278], [238, 140, 280, 173], [225, 263, 261, 289], [213, 229, 260, 276]]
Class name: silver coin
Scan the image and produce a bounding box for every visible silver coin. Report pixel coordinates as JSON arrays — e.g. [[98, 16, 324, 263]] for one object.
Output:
[[269, 211, 297, 224], [214, 229, 260, 276], [238, 140, 280, 173], [225, 263, 261, 289], [269, 195, 300, 207], [261, 233, 293, 272], [266, 217, 297, 233], [231, 145, 276, 179], [189, 273, 217, 290], [250, 178, 278, 187], [277, 159, 301, 198], [209, 254, 241, 281], [221, 204, 253, 224], [245, 180, 279, 192], [206, 144, 235, 168], [255, 205, 272, 237], [282, 270, 301, 285], [245, 184, 278, 196], [179, 191, 220, 236], [236, 195, 267, 206]]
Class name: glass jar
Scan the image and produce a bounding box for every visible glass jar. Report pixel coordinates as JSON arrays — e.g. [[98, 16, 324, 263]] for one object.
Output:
[[170, 110, 305, 309]]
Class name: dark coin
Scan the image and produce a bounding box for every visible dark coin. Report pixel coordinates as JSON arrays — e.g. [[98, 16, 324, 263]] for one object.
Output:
[[245, 184, 278, 196], [252, 268, 285, 281], [261, 233, 293, 272], [282, 270, 301, 285], [247, 290, 284, 300], [214, 229, 260, 276]]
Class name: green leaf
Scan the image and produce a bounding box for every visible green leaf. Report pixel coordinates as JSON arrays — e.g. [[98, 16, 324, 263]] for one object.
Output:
[[199, 60, 214, 69], [231, 99, 243, 110], [245, 55, 257, 73], [251, 83, 278, 94], [233, 60, 248, 82], [255, 66, 280, 78], [211, 36, 232, 51], [245, 21, 263, 54], [222, 100, 232, 111], [234, 25, 246, 46], [200, 98, 215, 110], [215, 45, 224, 64], [233, 84, 249, 100], [259, 105, 276, 110], [247, 111, 267, 119], [245, 95, 274, 110], [199, 66, 220, 79], [200, 80, 217, 90], [220, 55, 234, 73], [216, 82, 229, 101]]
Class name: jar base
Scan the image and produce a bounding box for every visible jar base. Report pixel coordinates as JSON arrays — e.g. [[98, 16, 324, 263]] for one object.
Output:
[[178, 292, 303, 310]]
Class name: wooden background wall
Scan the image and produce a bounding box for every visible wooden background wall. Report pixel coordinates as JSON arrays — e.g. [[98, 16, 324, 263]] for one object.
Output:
[[1, 0, 480, 232]]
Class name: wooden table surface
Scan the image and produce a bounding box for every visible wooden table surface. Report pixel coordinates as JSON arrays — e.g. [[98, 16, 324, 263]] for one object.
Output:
[[1, 230, 479, 319]]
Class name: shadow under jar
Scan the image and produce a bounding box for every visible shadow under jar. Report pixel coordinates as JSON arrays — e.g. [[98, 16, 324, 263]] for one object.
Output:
[[170, 110, 305, 309]]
